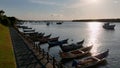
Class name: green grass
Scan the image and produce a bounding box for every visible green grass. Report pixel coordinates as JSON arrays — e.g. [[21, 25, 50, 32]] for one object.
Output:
[[0, 24, 16, 68]]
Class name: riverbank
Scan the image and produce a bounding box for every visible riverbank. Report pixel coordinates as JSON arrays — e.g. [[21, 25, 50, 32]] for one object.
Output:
[[0, 24, 16, 68]]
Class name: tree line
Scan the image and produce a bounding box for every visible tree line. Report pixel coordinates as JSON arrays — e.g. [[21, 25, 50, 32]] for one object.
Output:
[[0, 10, 18, 27]]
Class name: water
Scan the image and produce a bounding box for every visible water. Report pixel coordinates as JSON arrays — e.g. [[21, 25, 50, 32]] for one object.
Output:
[[22, 22, 120, 68]]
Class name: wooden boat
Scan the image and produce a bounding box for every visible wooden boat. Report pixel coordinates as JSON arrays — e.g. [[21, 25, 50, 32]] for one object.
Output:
[[37, 33, 45, 37], [17, 25, 28, 29], [103, 23, 115, 30], [48, 39, 68, 48], [27, 32, 45, 37], [60, 45, 93, 60], [60, 40, 84, 52], [23, 32, 38, 36], [22, 27, 32, 29], [39, 36, 59, 44], [42, 34, 51, 38], [23, 32, 44, 40], [23, 29, 35, 32], [23, 32, 44, 36], [73, 49, 109, 68], [48, 37, 59, 42]]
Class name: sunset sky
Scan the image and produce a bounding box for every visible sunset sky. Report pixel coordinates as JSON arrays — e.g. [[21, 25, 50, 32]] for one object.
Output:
[[0, 0, 120, 20]]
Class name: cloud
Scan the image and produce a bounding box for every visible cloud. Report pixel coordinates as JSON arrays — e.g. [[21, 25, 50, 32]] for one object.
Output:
[[67, 0, 90, 8], [29, 0, 62, 6], [51, 13, 63, 17]]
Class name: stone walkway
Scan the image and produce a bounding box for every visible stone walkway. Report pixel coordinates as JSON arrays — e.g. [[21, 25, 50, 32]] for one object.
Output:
[[10, 28, 44, 68]]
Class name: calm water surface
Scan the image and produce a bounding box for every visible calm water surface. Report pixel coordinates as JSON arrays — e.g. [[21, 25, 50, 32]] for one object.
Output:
[[22, 22, 120, 68]]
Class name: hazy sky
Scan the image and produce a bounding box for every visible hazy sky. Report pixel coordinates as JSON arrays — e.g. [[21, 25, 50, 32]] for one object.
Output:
[[0, 0, 120, 20]]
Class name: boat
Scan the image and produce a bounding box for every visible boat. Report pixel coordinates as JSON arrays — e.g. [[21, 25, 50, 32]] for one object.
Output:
[[48, 39, 68, 48], [22, 27, 32, 29], [46, 22, 50, 26], [73, 49, 109, 68], [39, 36, 59, 44], [37, 33, 45, 37], [16, 25, 28, 29], [23, 32, 38, 36], [60, 40, 84, 52], [23, 29, 35, 32], [27, 32, 44, 37], [48, 37, 59, 42], [42, 34, 51, 38], [60, 45, 93, 60], [56, 21, 63, 25], [103, 23, 115, 30]]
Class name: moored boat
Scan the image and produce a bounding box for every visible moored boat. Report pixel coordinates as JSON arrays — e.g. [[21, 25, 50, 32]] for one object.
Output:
[[16, 25, 28, 29], [23, 29, 35, 32], [42, 34, 51, 39], [60, 40, 84, 52], [22, 27, 32, 29], [103, 23, 115, 30], [48, 39, 68, 48], [48, 36, 59, 42], [56, 21, 63, 25], [73, 49, 109, 68], [46, 22, 50, 26], [60, 45, 93, 60], [39, 36, 59, 44]]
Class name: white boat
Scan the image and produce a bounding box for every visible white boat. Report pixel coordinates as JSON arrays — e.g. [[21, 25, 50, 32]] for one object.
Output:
[[103, 23, 115, 30]]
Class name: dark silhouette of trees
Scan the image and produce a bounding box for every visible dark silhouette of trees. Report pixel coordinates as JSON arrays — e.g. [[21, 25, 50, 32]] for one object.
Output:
[[0, 10, 5, 16], [0, 10, 17, 27], [8, 17, 17, 26]]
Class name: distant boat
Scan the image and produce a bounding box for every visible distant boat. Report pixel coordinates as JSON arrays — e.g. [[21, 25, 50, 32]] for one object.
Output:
[[46, 22, 50, 26], [103, 23, 115, 30], [56, 21, 63, 25]]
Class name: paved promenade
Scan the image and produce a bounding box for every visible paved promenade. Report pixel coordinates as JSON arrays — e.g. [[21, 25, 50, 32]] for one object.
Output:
[[10, 28, 43, 68]]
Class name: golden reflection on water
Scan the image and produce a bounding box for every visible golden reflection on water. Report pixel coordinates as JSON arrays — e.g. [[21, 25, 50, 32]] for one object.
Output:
[[87, 22, 102, 55]]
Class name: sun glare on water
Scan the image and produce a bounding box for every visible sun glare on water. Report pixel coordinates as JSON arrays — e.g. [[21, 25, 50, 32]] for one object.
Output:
[[87, 22, 102, 55]]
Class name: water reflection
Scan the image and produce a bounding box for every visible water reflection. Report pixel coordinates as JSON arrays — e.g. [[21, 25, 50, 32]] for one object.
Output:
[[87, 22, 103, 55]]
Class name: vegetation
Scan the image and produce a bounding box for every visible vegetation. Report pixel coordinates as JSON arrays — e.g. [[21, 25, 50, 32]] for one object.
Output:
[[0, 24, 16, 68], [0, 10, 16, 68], [73, 18, 120, 22], [0, 10, 17, 27]]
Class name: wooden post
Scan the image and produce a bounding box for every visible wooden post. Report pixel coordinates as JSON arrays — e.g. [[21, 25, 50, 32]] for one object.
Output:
[[42, 49, 45, 58], [38, 46, 41, 54], [46, 52, 49, 63], [53, 57, 56, 68], [33, 42, 35, 49], [59, 62, 63, 68]]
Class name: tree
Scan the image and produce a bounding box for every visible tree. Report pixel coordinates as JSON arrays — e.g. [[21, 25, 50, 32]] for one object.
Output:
[[0, 10, 18, 27], [1, 17, 11, 26], [8, 17, 17, 26], [0, 10, 5, 16]]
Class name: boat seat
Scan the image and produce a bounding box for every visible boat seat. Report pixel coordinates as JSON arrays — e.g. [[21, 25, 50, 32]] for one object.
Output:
[[79, 50, 84, 53], [92, 56, 100, 61]]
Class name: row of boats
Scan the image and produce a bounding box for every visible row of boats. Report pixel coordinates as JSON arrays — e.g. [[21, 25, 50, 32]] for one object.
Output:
[[16, 24, 109, 68]]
